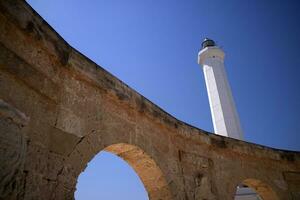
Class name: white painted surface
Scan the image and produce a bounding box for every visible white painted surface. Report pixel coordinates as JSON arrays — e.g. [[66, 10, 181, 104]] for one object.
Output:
[[198, 46, 244, 140]]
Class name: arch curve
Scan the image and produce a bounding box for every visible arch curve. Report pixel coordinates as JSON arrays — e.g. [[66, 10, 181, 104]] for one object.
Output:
[[75, 142, 172, 200], [105, 143, 172, 199], [237, 178, 279, 200]]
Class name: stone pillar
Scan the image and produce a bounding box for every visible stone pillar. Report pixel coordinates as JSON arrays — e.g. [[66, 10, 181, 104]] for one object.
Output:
[[0, 99, 29, 199]]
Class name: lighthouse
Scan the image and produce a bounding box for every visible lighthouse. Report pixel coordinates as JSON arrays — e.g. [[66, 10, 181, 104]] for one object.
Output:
[[198, 38, 244, 140], [199, 39, 260, 199]]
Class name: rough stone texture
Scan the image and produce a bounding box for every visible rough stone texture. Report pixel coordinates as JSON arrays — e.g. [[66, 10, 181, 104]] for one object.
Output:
[[0, 100, 29, 199], [0, 1, 299, 200]]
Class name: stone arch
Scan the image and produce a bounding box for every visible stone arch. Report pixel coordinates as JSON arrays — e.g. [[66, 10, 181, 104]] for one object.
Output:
[[104, 143, 172, 200], [235, 178, 279, 200], [66, 138, 173, 200]]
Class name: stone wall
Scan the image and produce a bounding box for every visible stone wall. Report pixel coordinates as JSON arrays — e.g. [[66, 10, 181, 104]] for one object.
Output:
[[0, 1, 299, 199]]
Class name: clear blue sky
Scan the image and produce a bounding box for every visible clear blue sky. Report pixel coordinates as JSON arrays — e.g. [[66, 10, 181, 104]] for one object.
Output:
[[27, 0, 300, 199]]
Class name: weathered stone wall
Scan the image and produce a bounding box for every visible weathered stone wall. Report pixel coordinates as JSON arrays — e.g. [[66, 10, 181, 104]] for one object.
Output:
[[0, 100, 28, 200], [0, 1, 299, 200]]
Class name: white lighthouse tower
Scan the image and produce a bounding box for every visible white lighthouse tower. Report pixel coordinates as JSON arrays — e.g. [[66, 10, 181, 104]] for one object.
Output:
[[198, 38, 244, 140], [198, 39, 261, 200]]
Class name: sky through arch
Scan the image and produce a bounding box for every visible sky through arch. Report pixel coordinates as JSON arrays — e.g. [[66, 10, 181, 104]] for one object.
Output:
[[75, 151, 148, 200]]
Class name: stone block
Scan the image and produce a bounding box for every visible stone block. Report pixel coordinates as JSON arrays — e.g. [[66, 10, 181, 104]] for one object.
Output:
[[48, 126, 81, 156]]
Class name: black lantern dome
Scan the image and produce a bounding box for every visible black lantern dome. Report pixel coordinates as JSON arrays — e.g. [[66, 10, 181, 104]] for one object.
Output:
[[202, 38, 216, 49]]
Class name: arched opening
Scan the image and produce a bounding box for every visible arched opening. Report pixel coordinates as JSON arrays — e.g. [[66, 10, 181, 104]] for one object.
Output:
[[75, 143, 172, 200], [234, 179, 279, 200], [75, 151, 148, 199]]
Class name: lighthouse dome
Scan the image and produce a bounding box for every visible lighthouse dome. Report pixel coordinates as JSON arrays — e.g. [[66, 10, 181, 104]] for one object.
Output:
[[202, 38, 216, 49]]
